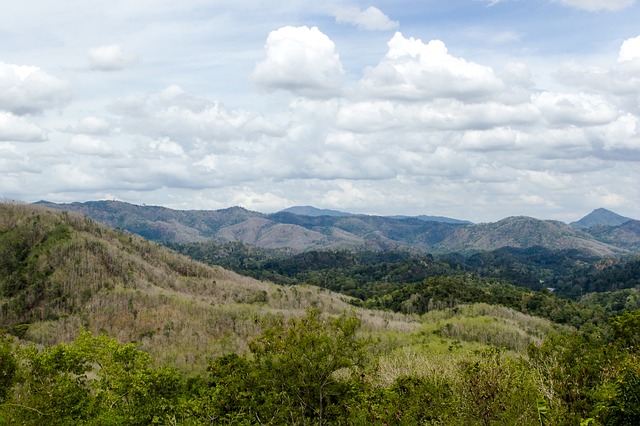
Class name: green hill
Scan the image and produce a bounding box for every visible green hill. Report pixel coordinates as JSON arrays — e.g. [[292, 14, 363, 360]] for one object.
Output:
[[0, 203, 417, 372], [2, 202, 640, 425]]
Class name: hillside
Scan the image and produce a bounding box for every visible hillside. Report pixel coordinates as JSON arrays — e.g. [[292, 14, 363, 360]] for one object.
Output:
[[0, 203, 417, 373], [3, 202, 640, 425], [436, 216, 621, 256], [35, 201, 637, 254], [582, 219, 640, 251], [36, 200, 462, 251]]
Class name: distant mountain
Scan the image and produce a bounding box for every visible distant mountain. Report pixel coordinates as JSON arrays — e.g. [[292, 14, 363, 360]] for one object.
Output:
[[582, 219, 640, 251], [34, 200, 463, 251], [279, 206, 354, 217], [35, 201, 633, 255], [35, 200, 261, 243], [570, 208, 633, 229], [435, 216, 621, 256], [388, 214, 472, 225], [282, 206, 472, 225]]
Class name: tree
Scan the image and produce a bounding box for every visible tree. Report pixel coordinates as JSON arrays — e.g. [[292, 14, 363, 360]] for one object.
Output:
[[205, 309, 370, 425]]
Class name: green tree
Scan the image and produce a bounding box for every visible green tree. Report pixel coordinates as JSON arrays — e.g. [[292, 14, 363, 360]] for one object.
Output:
[[0, 337, 17, 403], [203, 309, 370, 425]]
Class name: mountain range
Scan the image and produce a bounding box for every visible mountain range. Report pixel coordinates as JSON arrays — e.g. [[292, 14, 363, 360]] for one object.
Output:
[[34, 201, 640, 255]]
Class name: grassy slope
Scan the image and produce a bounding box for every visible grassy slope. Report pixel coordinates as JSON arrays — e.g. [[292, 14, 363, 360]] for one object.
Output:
[[1, 203, 564, 379]]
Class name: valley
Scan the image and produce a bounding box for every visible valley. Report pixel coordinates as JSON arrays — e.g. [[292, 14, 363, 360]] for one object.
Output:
[[1, 201, 639, 424]]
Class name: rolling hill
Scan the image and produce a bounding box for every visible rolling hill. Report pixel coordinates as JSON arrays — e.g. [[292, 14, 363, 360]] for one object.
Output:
[[1, 202, 417, 373], [435, 216, 622, 256], [35, 200, 638, 254]]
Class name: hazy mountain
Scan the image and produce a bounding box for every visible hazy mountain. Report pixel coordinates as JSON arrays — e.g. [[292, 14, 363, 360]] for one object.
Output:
[[35, 200, 262, 243], [37, 200, 461, 251], [279, 205, 354, 217], [582, 219, 640, 251], [35, 201, 634, 255], [435, 216, 621, 256], [282, 206, 471, 224], [570, 208, 633, 229], [388, 214, 472, 224]]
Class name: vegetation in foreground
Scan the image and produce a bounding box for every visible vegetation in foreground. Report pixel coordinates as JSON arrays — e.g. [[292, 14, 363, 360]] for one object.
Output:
[[2, 202, 640, 424], [1, 309, 639, 425]]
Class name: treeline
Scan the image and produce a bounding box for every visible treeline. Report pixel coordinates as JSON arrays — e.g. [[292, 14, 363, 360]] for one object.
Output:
[[167, 243, 640, 329], [1, 309, 639, 425], [167, 243, 640, 299]]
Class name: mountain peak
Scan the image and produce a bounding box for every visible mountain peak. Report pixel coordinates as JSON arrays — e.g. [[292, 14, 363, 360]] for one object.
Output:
[[278, 206, 354, 217], [570, 208, 632, 229]]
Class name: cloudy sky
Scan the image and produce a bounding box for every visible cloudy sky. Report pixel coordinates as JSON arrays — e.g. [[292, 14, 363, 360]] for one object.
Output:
[[1, 0, 640, 222]]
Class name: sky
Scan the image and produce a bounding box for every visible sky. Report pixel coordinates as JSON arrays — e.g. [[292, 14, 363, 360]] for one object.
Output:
[[1, 0, 640, 223]]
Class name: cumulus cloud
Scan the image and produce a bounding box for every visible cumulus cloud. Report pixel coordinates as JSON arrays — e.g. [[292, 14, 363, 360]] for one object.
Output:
[[110, 86, 283, 150], [334, 6, 398, 31], [0, 62, 70, 114], [619, 35, 640, 62], [252, 26, 344, 97], [533, 92, 619, 126], [87, 44, 138, 71], [555, 35, 640, 107], [0, 111, 48, 142], [358, 33, 505, 101], [554, 0, 635, 11]]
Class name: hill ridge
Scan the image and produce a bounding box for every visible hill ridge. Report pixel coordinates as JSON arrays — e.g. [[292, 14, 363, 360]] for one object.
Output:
[[34, 201, 638, 254]]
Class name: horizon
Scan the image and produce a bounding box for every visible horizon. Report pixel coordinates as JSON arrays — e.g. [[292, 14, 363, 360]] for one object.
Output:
[[2, 1, 640, 223], [30, 198, 636, 225]]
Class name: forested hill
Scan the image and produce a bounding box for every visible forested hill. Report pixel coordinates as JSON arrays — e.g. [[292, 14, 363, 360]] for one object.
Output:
[[3, 203, 640, 424], [35, 200, 639, 254], [0, 202, 415, 371]]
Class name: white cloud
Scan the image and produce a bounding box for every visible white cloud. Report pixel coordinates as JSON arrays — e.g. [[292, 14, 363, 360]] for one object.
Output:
[[555, 36, 640, 113], [598, 114, 640, 151], [0, 111, 48, 142], [555, 0, 635, 11], [87, 44, 138, 71], [533, 92, 619, 126], [334, 6, 398, 31], [252, 26, 344, 97], [619, 35, 640, 62], [3, 1, 640, 221], [67, 135, 118, 157], [108, 87, 283, 153], [335, 100, 537, 133], [358, 33, 505, 101], [0, 62, 70, 114], [66, 116, 112, 134]]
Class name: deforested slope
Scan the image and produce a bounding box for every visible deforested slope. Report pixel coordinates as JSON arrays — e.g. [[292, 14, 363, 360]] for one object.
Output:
[[0, 203, 417, 373]]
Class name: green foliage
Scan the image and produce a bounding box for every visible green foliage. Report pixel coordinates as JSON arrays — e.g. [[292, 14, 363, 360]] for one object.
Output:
[[595, 354, 640, 425], [458, 347, 538, 425], [0, 338, 16, 403], [202, 309, 370, 425], [610, 310, 640, 348], [357, 375, 456, 425], [1, 332, 182, 425]]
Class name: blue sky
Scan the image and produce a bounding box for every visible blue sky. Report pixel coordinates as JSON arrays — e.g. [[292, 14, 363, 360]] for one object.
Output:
[[1, 0, 639, 222]]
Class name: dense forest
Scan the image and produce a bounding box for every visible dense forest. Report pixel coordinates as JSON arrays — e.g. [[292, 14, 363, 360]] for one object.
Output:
[[2, 203, 640, 424], [168, 241, 640, 322]]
